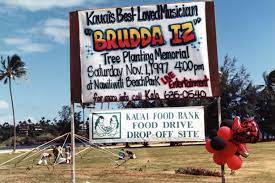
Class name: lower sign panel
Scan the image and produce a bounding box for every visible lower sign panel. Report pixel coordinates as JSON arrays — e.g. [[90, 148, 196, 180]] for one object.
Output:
[[89, 106, 205, 143]]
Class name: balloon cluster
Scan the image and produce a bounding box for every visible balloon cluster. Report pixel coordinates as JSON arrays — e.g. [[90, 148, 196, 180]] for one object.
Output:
[[205, 117, 260, 170]]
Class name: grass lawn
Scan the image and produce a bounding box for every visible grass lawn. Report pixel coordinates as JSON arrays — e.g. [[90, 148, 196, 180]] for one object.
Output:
[[0, 142, 274, 183]]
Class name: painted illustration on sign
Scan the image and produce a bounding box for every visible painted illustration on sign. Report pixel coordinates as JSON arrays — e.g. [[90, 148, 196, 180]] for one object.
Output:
[[92, 113, 121, 139], [76, 2, 218, 103]]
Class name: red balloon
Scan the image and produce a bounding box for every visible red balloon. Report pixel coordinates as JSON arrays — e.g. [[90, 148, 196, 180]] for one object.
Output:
[[227, 155, 242, 170], [213, 152, 227, 165], [217, 126, 232, 141], [219, 141, 238, 159], [205, 139, 215, 153]]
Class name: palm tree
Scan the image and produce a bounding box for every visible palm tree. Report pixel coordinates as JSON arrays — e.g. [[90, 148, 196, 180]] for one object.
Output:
[[0, 55, 27, 152]]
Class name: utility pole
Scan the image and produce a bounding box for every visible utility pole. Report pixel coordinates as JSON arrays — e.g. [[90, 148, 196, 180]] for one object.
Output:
[[70, 103, 76, 183]]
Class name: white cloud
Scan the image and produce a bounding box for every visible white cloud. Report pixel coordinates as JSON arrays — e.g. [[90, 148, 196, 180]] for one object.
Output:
[[20, 43, 50, 53], [4, 37, 50, 53], [44, 18, 68, 27], [4, 37, 29, 45], [0, 0, 87, 11], [0, 100, 9, 109], [0, 114, 12, 124], [43, 18, 69, 44]]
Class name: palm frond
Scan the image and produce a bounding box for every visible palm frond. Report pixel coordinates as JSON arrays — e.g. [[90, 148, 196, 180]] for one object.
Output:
[[0, 54, 27, 83], [0, 73, 6, 81], [0, 68, 8, 81], [3, 77, 8, 84], [13, 69, 27, 78], [13, 65, 27, 77], [7, 56, 10, 66], [9, 55, 23, 70], [1, 59, 8, 70]]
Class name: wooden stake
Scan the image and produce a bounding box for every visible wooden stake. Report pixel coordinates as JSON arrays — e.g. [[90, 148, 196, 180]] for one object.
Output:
[[221, 164, 225, 183]]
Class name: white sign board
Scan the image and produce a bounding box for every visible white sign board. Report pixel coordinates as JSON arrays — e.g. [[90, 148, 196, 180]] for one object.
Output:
[[89, 106, 205, 143], [78, 2, 216, 103]]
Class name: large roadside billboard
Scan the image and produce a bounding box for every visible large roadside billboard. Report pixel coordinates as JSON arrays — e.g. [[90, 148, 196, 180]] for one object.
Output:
[[70, 1, 220, 103]]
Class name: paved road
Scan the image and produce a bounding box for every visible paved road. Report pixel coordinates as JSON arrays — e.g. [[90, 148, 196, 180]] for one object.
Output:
[[0, 148, 32, 154]]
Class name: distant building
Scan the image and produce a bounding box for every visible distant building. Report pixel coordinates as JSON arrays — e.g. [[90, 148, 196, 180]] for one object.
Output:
[[34, 124, 42, 132], [18, 121, 42, 136], [19, 121, 30, 136], [78, 122, 88, 137]]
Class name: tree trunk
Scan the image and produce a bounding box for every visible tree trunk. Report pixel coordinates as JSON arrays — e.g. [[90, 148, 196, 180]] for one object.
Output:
[[9, 77, 16, 152]]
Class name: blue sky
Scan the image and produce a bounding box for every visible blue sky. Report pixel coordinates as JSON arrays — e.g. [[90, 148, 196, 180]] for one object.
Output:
[[0, 0, 274, 123]]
